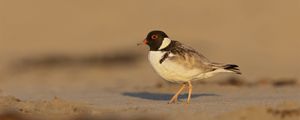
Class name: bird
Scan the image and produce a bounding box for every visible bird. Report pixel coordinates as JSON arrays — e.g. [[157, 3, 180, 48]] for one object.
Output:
[[139, 30, 241, 104]]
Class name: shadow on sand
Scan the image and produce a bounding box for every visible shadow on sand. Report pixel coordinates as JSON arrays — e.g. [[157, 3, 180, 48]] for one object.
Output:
[[122, 92, 219, 101]]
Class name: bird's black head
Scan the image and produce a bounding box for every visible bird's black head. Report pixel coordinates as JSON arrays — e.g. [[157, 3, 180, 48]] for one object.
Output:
[[143, 30, 169, 51]]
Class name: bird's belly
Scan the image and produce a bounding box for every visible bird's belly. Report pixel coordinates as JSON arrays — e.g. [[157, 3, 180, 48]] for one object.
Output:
[[148, 51, 199, 83]]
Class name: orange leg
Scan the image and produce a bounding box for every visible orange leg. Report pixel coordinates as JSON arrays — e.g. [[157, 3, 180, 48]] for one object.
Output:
[[187, 81, 192, 104], [168, 84, 186, 104]]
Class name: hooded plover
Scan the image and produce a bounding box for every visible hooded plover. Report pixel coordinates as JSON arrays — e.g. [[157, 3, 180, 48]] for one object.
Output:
[[139, 30, 241, 104]]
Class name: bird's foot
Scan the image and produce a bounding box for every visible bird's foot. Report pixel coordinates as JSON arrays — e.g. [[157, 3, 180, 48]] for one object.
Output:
[[168, 98, 179, 104]]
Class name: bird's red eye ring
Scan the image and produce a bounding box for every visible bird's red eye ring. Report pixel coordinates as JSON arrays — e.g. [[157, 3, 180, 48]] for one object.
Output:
[[151, 35, 158, 40]]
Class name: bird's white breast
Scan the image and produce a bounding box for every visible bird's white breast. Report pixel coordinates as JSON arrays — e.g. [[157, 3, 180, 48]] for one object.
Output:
[[148, 51, 201, 83]]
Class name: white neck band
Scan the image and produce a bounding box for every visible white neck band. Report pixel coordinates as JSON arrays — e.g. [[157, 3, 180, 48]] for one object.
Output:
[[159, 38, 171, 50]]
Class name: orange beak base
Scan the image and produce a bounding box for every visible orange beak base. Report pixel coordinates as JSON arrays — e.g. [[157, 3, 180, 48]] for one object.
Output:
[[143, 39, 148, 44]]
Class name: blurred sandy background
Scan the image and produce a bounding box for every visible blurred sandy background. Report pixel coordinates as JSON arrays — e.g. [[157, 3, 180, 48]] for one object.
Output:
[[0, 0, 300, 120]]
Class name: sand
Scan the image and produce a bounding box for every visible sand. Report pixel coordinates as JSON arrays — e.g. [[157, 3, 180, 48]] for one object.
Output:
[[0, 56, 299, 120], [1, 0, 300, 120]]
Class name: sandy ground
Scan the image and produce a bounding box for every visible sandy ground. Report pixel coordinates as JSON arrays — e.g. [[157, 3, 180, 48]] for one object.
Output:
[[1, 0, 300, 120], [0, 55, 299, 120]]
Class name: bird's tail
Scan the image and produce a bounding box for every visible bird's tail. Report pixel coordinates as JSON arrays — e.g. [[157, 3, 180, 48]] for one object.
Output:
[[212, 63, 241, 74], [222, 64, 241, 74]]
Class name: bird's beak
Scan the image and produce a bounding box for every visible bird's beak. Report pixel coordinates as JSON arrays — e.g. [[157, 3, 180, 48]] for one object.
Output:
[[137, 39, 148, 46]]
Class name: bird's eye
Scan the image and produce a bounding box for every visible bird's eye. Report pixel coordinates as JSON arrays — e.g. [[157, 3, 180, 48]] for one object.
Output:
[[151, 35, 158, 40]]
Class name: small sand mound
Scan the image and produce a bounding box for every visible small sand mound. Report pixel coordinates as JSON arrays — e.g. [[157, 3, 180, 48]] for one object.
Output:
[[0, 96, 91, 120], [218, 102, 300, 120]]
